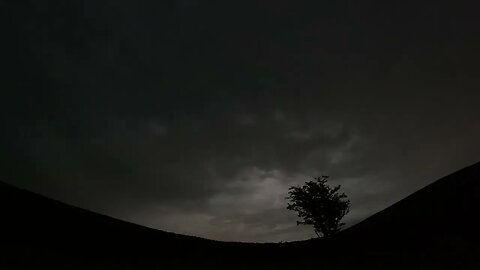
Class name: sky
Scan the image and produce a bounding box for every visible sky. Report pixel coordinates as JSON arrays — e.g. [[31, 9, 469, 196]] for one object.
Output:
[[1, 0, 480, 242]]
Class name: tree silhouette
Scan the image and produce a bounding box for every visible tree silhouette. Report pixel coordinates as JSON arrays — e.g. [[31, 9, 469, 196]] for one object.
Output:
[[286, 176, 350, 237]]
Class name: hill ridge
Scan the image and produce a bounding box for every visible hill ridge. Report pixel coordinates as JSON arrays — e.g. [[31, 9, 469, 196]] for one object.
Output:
[[1, 161, 480, 268]]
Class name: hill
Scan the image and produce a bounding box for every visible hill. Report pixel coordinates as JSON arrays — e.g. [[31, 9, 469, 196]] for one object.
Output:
[[0, 180, 311, 269], [326, 161, 480, 269], [1, 161, 480, 269]]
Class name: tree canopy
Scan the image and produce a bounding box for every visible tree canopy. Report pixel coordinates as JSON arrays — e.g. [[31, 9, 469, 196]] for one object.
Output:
[[286, 176, 350, 237]]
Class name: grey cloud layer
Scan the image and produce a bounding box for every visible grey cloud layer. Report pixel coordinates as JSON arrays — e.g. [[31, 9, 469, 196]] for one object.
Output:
[[2, 0, 480, 242]]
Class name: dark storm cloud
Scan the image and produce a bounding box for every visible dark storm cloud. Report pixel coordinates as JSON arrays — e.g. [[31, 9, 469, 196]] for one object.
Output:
[[2, 1, 480, 241]]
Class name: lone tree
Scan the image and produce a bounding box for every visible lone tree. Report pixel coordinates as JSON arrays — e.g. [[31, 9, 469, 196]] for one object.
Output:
[[286, 176, 350, 237]]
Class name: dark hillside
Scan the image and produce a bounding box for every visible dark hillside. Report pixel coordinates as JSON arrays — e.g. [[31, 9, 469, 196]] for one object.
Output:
[[0, 180, 313, 269], [0, 180, 217, 268], [339, 161, 480, 245], [1, 161, 480, 269], [326, 161, 480, 269]]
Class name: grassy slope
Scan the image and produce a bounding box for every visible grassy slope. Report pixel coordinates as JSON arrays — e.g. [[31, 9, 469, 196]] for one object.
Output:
[[1, 161, 480, 269]]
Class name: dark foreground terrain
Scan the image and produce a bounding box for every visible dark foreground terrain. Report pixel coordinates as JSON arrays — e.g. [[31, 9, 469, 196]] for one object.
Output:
[[1, 162, 480, 269]]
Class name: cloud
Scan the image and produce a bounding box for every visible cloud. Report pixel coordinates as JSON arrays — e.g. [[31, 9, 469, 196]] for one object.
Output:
[[128, 168, 316, 242], [2, 0, 480, 242]]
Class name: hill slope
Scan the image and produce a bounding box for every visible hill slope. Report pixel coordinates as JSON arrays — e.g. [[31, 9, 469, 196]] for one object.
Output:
[[0, 180, 309, 269], [1, 161, 480, 269], [328, 161, 480, 269], [341, 160, 480, 245]]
